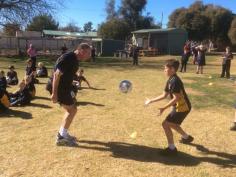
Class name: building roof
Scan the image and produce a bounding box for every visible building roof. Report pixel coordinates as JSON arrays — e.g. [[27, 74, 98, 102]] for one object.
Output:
[[132, 28, 187, 34], [43, 30, 98, 38]]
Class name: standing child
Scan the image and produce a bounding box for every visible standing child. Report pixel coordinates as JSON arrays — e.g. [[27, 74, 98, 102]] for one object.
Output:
[[196, 44, 207, 74], [0, 71, 7, 91], [27, 44, 37, 71], [7, 65, 18, 85], [145, 59, 193, 155], [220, 46, 233, 79], [180, 50, 190, 72]]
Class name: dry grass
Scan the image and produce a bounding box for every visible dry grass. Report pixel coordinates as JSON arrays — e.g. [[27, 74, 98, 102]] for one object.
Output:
[[0, 55, 236, 177]]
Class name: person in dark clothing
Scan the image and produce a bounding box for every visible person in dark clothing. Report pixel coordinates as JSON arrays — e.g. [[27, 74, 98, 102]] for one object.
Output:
[[73, 69, 91, 89], [145, 59, 193, 156], [220, 47, 233, 79], [180, 50, 190, 73], [6, 65, 18, 85], [9, 79, 32, 106], [51, 43, 91, 146], [196, 45, 207, 74], [0, 71, 7, 91], [26, 59, 39, 84], [91, 46, 96, 62], [61, 44, 68, 55], [37, 62, 48, 78], [132, 45, 139, 66]]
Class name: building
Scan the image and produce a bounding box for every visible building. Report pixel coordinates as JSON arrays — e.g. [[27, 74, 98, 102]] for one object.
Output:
[[132, 28, 188, 55]]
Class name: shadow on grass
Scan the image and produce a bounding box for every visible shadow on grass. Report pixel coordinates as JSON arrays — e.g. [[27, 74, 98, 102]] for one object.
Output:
[[29, 102, 52, 109], [183, 75, 236, 109], [76, 140, 236, 168], [77, 101, 105, 107], [0, 109, 32, 119], [79, 87, 106, 91], [34, 96, 51, 101]]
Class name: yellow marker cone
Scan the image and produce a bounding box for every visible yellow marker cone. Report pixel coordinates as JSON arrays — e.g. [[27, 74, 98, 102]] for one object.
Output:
[[130, 132, 137, 139], [208, 82, 213, 86]]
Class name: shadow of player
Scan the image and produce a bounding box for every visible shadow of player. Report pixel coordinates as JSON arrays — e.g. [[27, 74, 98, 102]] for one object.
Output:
[[76, 140, 236, 168]]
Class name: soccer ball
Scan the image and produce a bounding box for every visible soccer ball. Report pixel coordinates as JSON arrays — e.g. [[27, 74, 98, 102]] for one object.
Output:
[[119, 80, 132, 93]]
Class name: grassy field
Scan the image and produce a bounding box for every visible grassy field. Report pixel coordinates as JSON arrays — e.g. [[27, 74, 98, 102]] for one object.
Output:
[[0, 55, 236, 177]]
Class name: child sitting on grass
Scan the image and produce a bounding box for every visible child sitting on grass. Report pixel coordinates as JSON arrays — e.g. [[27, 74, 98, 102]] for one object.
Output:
[[9, 78, 33, 106], [0, 89, 10, 112], [73, 69, 91, 89], [6, 65, 18, 85], [0, 70, 7, 91], [37, 62, 48, 78], [145, 59, 193, 156]]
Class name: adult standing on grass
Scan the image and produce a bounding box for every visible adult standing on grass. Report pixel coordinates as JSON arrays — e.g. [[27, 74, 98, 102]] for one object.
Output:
[[132, 45, 139, 66], [220, 46, 233, 79], [27, 44, 37, 71], [51, 43, 91, 146], [196, 44, 207, 74]]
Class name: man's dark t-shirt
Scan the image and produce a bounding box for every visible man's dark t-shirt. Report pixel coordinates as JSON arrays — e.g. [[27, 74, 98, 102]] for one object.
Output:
[[165, 74, 191, 112], [7, 71, 17, 79], [55, 52, 79, 91]]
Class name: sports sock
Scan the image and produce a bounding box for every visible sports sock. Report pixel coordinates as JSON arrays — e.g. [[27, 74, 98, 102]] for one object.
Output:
[[59, 127, 68, 137], [168, 144, 176, 150], [182, 134, 189, 139]]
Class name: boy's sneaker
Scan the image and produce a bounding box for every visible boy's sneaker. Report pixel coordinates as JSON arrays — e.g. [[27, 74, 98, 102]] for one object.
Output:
[[230, 123, 236, 131], [160, 147, 178, 156], [56, 133, 77, 146], [179, 135, 194, 144]]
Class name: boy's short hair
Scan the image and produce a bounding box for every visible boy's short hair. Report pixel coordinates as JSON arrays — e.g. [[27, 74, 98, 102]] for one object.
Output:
[[78, 43, 91, 50], [79, 69, 84, 73], [9, 65, 15, 69], [0, 70, 5, 75], [26, 59, 32, 63], [165, 59, 180, 71]]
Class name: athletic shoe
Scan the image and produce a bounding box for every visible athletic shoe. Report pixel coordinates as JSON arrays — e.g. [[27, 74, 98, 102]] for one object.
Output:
[[160, 147, 178, 156], [179, 135, 194, 144], [230, 123, 236, 131], [64, 133, 78, 142], [56, 133, 77, 146]]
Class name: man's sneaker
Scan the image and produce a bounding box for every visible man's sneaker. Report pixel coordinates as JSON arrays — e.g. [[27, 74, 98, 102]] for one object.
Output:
[[160, 147, 178, 156], [179, 135, 194, 144], [230, 123, 236, 131], [56, 133, 77, 146]]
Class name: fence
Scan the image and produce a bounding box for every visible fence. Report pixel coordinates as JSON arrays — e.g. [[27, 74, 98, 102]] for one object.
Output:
[[0, 36, 88, 56]]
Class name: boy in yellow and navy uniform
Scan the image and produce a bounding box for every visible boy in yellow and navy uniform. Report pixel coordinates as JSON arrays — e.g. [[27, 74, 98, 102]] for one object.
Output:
[[145, 59, 193, 156]]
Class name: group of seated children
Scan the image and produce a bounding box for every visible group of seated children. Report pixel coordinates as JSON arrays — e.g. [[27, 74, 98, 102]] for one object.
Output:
[[0, 59, 48, 111]]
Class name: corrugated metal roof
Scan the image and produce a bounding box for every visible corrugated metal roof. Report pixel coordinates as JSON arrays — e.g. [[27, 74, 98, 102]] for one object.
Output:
[[132, 28, 187, 34], [43, 30, 98, 37]]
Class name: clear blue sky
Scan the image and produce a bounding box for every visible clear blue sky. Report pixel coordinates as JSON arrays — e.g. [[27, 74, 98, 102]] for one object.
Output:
[[57, 0, 236, 29]]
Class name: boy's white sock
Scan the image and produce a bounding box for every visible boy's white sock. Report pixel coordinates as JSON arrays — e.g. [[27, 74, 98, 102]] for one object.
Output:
[[59, 127, 68, 137], [182, 134, 189, 139], [168, 144, 176, 150]]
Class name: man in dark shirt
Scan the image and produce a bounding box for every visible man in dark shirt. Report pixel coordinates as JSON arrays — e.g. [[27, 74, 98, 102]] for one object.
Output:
[[51, 43, 91, 146], [220, 46, 233, 79], [145, 59, 193, 156]]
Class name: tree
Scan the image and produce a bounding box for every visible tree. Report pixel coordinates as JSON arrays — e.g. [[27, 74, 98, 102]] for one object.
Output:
[[26, 14, 59, 32], [0, 0, 62, 26], [83, 22, 93, 32], [119, 0, 147, 30], [98, 18, 130, 40], [105, 0, 117, 20], [60, 22, 81, 32], [3, 23, 21, 36], [229, 17, 236, 44], [168, 1, 234, 43]]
